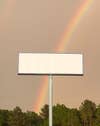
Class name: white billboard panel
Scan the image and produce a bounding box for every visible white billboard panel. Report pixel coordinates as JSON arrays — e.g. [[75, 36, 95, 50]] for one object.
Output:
[[18, 53, 83, 75]]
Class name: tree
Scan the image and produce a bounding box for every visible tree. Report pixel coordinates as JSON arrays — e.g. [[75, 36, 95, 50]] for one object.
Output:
[[39, 104, 49, 126], [79, 100, 96, 126], [40, 104, 49, 119], [8, 106, 24, 126], [67, 109, 81, 126], [0, 110, 9, 126], [24, 111, 42, 126], [0, 99, 99, 126], [93, 105, 100, 126], [53, 104, 69, 126]]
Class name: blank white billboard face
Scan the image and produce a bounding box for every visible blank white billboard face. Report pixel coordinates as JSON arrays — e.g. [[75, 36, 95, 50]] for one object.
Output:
[[18, 53, 83, 75]]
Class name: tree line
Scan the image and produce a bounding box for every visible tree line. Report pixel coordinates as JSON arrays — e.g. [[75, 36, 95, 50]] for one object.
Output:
[[0, 99, 100, 126]]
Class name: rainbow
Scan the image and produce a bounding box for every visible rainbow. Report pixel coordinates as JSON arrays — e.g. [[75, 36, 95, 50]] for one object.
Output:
[[34, 0, 93, 113], [56, 0, 93, 52], [34, 77, 48, 112]]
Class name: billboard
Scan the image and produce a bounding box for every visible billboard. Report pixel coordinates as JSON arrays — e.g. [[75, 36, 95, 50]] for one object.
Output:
[[18, 53, 83, 75]]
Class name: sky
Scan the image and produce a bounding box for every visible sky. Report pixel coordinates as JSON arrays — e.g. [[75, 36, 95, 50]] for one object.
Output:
[[0, 0, 100, 112]]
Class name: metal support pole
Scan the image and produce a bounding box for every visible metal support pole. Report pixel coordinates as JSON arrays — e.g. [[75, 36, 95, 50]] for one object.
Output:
[[49, 75, 53, 126]]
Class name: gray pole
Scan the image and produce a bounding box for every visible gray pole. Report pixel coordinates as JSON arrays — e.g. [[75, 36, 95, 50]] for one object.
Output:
[[49, 75, 53, 126]]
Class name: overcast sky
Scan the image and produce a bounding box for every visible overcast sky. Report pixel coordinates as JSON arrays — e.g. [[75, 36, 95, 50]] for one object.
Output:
[[0, 0, 100, 112]]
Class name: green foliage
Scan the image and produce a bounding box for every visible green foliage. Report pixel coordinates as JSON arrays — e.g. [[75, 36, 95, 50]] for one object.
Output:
[[93, 105, 100, 126], [24, 111, 42, 126], [0, 100, 99, 126], [53, 104, 81, 126], [8, 106, 25, 126], [79, 100, 96, 126], [67, 109, 81, 126], [39, 104, 49, 126], [53, 104, 69, 126], [0, 110, 9, 126], [40, 104, 49, 119]]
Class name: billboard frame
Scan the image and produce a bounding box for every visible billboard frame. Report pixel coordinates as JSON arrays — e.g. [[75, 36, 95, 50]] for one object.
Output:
[[17, 52, 84, 126], [18, 53, 84, 76]]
